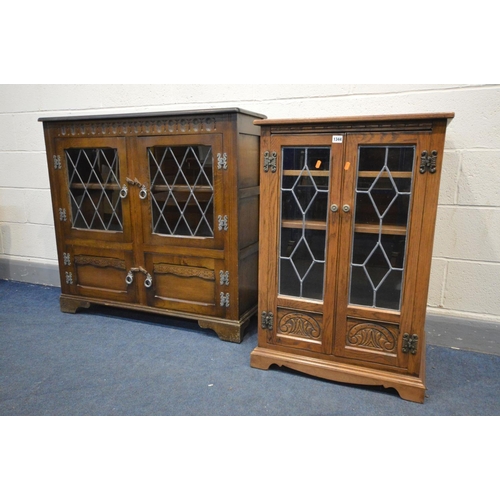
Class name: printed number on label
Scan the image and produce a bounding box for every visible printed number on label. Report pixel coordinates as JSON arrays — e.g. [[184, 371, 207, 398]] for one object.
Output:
[[332, 135, 343, 143]]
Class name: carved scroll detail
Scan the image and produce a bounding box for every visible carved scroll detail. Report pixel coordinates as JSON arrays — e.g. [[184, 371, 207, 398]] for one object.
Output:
[[347, 323, 397, 353], [153, 263, 215, 281], [279, 313, 321, 340], [74, 255, 126, 270], [56, 116, 216, 137]]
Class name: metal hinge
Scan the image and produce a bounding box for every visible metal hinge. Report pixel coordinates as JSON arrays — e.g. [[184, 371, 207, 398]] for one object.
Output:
[[402, 333, 419, 355], [59, 208, 67, 221], [261, 311, 274, 330], [53, 155, 62, 169], [419, 150, 438, 174], [63, 252, 71, 266], [217, 152, 228, 170], [219, 270, 230, 286], [218, 215, 228, 231], [65, 272, 73, 285], [220, 292, 230, 307], [263, 151, 277, 173]]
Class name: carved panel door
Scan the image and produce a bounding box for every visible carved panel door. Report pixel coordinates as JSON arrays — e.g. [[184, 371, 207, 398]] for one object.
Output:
[[53, 137, 137, 304], [333, 132, 432, 372], [260, 134, 344, 354], [133, 134, 227, 316]]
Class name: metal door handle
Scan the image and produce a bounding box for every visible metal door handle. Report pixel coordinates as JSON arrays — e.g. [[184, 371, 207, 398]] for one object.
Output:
[[139, 186, 148, 200], [126, 177, 148, 199], [144, 274, 153, 288], [125, 271, 134, 285]]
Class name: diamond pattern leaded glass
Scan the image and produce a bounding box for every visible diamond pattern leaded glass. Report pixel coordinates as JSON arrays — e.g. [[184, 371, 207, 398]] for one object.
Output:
[[148, 146, 214, 237], [349, 146, 415, 310], [279, 147, 330, 300], [66, 148, 123, 231]]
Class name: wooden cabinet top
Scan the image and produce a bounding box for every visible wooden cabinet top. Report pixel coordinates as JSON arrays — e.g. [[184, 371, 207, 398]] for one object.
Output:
[[39, 108, 267, 138], [38, 107, 267, 123], [254, 112, 454, 132]]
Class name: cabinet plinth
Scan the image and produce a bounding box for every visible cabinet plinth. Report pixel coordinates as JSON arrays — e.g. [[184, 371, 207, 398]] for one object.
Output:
[[40, 108, 265, 343], [251, 113, 454, 402]]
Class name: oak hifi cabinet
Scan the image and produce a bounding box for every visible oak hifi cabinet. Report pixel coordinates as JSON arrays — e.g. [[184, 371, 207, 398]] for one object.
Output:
[[250, 113, 454, 402], [40, 108, 266, 343]]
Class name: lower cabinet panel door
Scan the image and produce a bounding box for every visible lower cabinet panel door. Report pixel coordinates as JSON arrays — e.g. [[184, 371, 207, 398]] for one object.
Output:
[[66, 245, 137, 303], [144, 253, 220, 316], [340, 316, 404, 368], [274, 307, 325, 354]]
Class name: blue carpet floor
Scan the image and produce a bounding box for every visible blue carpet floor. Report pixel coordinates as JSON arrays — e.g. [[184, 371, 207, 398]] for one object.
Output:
[[1, 280, 499, 416]]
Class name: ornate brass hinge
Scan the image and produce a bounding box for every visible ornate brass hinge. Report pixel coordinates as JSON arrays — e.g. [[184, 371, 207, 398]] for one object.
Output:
[[261, 311, 274, 330], [218, 215, 228, 231], [63, 252, 71, 266], [402, 333, 419, 355], [419, 150, 438, 174], [53, 155, 62, 169], [263, 151, 277, 173], [220, 292, 230, 307], [219, 270, 230, 286], [217, 152, 228, 170]]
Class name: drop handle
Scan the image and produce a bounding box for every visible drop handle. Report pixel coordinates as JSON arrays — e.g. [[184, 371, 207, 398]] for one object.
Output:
[[144, 274, 153, 289], [125, 271, 134, 285], [126, 177, 148, 200], [125, 267, 153, 288]]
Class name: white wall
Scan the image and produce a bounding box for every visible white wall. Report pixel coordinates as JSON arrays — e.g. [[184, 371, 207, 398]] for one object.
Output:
[[1, 84, 499, 323]]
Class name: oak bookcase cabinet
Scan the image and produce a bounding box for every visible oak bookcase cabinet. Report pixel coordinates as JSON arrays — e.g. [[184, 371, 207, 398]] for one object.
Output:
[[250, 113, 454, 402], [40, 108, 265, 343]]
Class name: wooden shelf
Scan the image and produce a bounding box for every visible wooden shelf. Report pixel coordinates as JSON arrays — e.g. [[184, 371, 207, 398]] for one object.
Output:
[[283, 170, 330, 177], [355, 223, 407, 235], [282, 219, 327, 231], [70, 183, 119, 190], [358, 171, 412, 178], [152, 185, 213, 192], [282, 170, 411, 179], [281, 221, 407, 235]]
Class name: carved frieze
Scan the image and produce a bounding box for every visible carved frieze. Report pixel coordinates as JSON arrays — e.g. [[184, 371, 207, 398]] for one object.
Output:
[[74, 255, 126, 270], [55, 116, 217, 137], [270, 121, 433, 135], [154, 263, 215, 281]]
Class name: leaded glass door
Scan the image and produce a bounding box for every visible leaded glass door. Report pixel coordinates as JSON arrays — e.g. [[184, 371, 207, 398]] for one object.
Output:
[[263, 135, 344, 354], [334, 132, 430, 369], [136, 134, 224, 250], [55, 137, 132, 243]]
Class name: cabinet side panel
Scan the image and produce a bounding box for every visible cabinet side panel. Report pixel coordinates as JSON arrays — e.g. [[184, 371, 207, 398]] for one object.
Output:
[[408, 120, 449, 376], [236, 130, 260, 317], [42, 123, 67, 292], [238, 250, 258, 316], [238, 195, 259, 250], [237, 133, 260, 189]]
